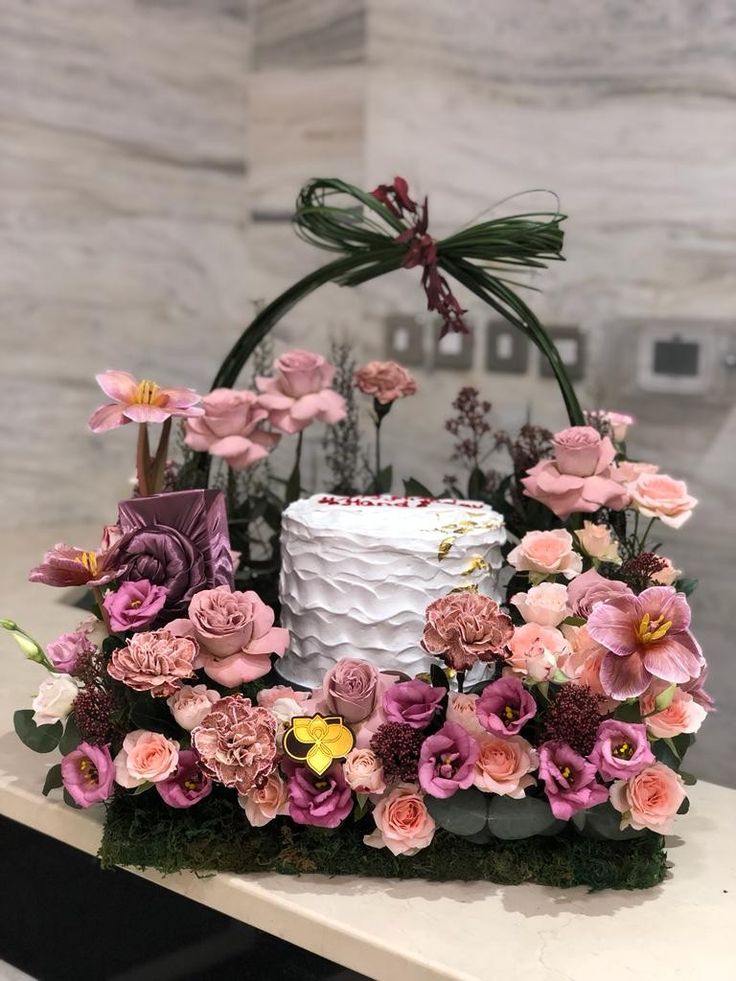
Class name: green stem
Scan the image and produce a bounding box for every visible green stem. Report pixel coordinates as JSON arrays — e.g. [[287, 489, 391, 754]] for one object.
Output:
[[149, 417, 172, 495], [136, 424, 151, 497], [285, 431, 304, 505], [639, 517, 656, 552], [374, 417, 382, 485]]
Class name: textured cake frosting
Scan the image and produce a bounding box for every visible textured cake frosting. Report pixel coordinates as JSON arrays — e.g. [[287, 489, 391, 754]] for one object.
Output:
[[277, 494, 506, 688]]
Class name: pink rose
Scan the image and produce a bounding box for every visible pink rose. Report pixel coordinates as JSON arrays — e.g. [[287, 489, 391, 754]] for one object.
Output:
[[522, 426, 629, 519], [343, 748, 386, 794], [446, 692, 484, 737], [171, 586, 288, 687], [114, 730, 179, 788], [238, 770, 289, 827], [565, 568, 631, 619], [605, 412, 634, 441], [510, 582, 569, 627], [364, 784, 436, 856], [574, 522, 621, 564], [354, 361, 417, 404], [322, 658, 382, 725], [421, 593, 513, 671], [107, 629, 196, 697], [610, 763, 686, 833], [185, 388, 279, 470], [611, 460, 659, 484], [192, 695, 278, 795], [507, 623, 571, 681], [559, 624, 617, 710], [256, 349, 346, 435], [166, 683, 221, 731], [473, 733, 538, 798], [650, 557, 681, 586], [643, 687, 707, 739], [257, 686, 311, 710], [627, 473, 698, 529], [507, 530, 583, 580]]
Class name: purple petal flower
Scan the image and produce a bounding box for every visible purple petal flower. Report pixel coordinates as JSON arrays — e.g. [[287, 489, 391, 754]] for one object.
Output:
[[383, 679, 446, 730], [156, 750, 212, 809], [538, 741, 608, 820], [286, 762, 353, 828], [61, 742, 115, 807], [476, 676, 537, 737], [103, 579, 168, 632], [588, 720, 655, 782], [417, 721, 479, 799]]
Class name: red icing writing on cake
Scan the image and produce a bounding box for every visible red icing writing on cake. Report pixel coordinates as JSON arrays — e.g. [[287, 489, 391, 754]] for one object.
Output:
[[316, 495, 486, 509]]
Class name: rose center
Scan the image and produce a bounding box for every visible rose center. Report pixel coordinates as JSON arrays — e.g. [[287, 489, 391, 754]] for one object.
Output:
[[637, 612, 672, 644]]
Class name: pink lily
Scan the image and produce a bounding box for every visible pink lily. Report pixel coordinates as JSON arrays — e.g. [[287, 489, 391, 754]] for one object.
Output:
[[88, 371, 204, 433], [29, 542, 125, 588]]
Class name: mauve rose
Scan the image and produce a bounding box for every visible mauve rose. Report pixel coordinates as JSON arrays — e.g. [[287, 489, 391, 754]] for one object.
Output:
[[383, 679, 445, 730], [421, 593, 513, 672], [238, 770, 289, 827], [103, 579, 168, 632], [476, 676, 536, 737], [554, 427, 605, 477], [417, 722, 480, 798], [363, 784, 435, 856], [566, 568, 631, 619], [114, 730, 179, 788], [156, 750, 212, 809], [609, 763, 685, 833], [354, 361, 417, 405], [61, 742, 115, 807], [256, 350, 346, 435], [166, 684, 221, 731], [185, 388, 279, 470], [323, 658, 381, 724], [107, 629, 196, 697], [286, 761, 354, 828], [589, 720, 655, 782], [47, 629, 96, 674], [538, 741, 608, 820], [192, 695, 278, 795]]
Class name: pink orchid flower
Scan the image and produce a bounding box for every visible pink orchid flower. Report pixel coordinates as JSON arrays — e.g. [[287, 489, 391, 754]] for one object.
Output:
[[29, 542, 125, 588], [89, 370, 204, 432], [586, 585, 704, 701]]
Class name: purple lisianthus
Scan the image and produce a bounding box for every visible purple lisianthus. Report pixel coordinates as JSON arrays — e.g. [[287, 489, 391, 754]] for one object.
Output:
[[383, 679, 445, 730], [538, 741, 608, 820], [156, 750, 212, 809], [476, 676, 536, 737], [286, 762, 353, 828], [588, 720, 655, 782], [103, 579, 168, 633], [47, 630, 96, 674], [418, 721, 480, 799], [61, 742, 115, 807], [113, 489, 234, 621]]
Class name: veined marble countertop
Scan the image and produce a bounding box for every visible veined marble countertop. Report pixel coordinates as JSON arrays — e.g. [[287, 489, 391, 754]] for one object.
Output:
[[1, 524, 734, 981]]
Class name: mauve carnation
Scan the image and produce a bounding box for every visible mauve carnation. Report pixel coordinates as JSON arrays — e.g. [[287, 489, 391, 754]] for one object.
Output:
[[192, 695, 278, 795], [185, 388, 279, 470], [156, 750, 212, 809], [47, 630, 96, 674], [477, 676, 537, 736], [322, 658, 383, 724], [589, 720, 655, 782], [239, 770, 289, 827], [421, 593, 513, 672], [354, 361, 417, 404], [256, 349, 346, 435], [383, 679, 445, 730], [522, 426, 629, 519], [418, 721, 480, 799], [286, 762, 353, 828], [61, 742, 115, 807], [538, 741, 608, 820], [107, 629, 196, 697], [103, 579, 168, 632], [364, 784, 435, 856], [566, 568, 631, 619]]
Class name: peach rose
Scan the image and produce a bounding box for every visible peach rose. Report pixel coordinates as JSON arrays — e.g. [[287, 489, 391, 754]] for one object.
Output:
[[627, 473, 698, 529], [510, 582, 569, 627], [507, 530, 582, 580], [643, 687, 707, 739], [610, 763, 686, 833], [364, 784, 436, 856], [650, 557, 681, 586], [575, 522, 621, 564], [473, 733, 538, 797], [611, 461, 659, 484], [354, 361, 417, 404], [507, 623, 571, 681], [114, 730, 179, 788], [256, 349, 346, 435], [559, 623, 618, 711], [603, 411, 635, 442], [343, 749, 386, 795], [238, 770, 289, 827], [445, 692, 484, 737], [184, 388, 279, 470], [166, 683, 221, 731]]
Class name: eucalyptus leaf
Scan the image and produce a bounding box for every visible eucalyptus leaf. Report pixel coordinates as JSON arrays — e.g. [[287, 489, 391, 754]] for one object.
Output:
[[63, 788, 82, 809], [426, 787, 489, 837], [487, 795, 564, 840], [575, 802, 646, 841], [13, 710, 63, 753], [59, 715, 83, 755], [677, 796, 690, 815], [42, 763, 63, 797]]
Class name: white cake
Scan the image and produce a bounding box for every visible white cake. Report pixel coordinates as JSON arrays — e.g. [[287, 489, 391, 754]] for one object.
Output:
[[277, 495, 506, 688]]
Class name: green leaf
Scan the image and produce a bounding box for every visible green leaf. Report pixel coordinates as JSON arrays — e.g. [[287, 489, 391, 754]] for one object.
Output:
[[487, 795, 564, 840], [376, 465, 393, 494], [285, 454, 301, 505], [675, 577, 698, 597], [42, 763, 63, 797], [127, 692, 179, 738], [613, 700, 642, 724], [671, 732, 695, 761], [1, 620, 54, 670], [13, 709, 63, 753], [574, 802, 647, 841], [677, 796, 690, 815], [652, 738, 680, 771], [429, 663, 450, 690], [132, 782, 153, 796], [403, 477, 435, 499], [654, 685, 676, 713], [63, 788, 82, 809], [59, 715, 83, 755], [426, 787, 489, 837], [467, 466, 485, 501], [679, 770, 697, 787]]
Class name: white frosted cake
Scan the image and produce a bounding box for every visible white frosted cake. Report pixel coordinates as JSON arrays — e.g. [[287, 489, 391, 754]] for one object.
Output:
[[277, 494, 506, 688]]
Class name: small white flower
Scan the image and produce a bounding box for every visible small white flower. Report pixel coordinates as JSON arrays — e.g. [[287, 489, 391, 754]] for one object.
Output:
[[31, 673, 79, 726]]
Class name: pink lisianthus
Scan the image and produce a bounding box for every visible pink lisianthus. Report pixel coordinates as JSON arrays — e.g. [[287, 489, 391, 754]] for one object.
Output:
[[510, 582, 569, 627], [522, 426, 629, 519], [155, 750, 212, 809], [642, 686, 707, 739], [476, 676, 537, 737], [421, 593, 513, 671], [626, 473, 698, 529], [383, 678, 446, 731], [256, 350, 346, 435], [103, 579, 168, 632], [114, 730, 179, 788], [29, 538, 125, 589], [586, 585, 704, 700], [107, 629, 196, 697], [588, 720, 655, 782], [507, 530, 582, 580], [286, 761, 354, 829], [192, 695, 278, 795], [88, 370, 203, 432], [417, 722, 480, 799], [506, 623, 571, 682], [47, 629, 96, 674], [184, 388, 279, 470], [354, 361, 417, 404], [609, 763, 686, 833], [238, 770, 290, 827], [364, 784, 435, 856], [473, 733, 538, 798], [170, 585, 288, 686], [538, 741, 608, 821], [61, 742, 115, 807]]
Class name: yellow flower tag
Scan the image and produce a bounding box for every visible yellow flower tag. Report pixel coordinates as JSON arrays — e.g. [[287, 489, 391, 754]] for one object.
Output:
[[283, 714, 355, 776]]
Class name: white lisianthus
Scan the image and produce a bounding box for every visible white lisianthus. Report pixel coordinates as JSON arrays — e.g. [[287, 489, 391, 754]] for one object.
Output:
[[31, 673, 79, 726]]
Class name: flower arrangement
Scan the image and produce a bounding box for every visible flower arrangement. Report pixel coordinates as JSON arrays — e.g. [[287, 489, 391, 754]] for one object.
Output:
[[3, 177, 711, 891]]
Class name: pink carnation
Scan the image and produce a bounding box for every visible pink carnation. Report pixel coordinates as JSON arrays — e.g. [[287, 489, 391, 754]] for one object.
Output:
[[421, 593, 513, 672], [256, 350, 346, 435], [184, 388, 279, 470], [354, 361, 417, 404], [107, 629, 196, 697], [192, 695, 278, 795]]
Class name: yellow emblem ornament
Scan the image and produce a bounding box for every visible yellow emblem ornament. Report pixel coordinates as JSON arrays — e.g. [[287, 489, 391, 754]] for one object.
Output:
[[283, 714, 355, 776]]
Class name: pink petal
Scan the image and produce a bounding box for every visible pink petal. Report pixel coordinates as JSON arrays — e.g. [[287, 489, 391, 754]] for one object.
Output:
[[123, 404, 171, 424], [198, 650, 272, 686], [255, 376, 280, 395], [183, 430, 214, 452], [169, 405, 205, 418], [600, 651, 651, 700], [268, 409, 303, 435], [643, 638, 703, 684], [88, 403, 129, 433], [290, 393, 324, 423], [594, 436, 616, 473], [95, 370, 138, 404], [159, 387, 202, 409], [586, 601, 639, 657], [316, 389, 347, 424], [639, 586, 690, 632], [257, 392, 294, 411], [248, 626, 289, 657]]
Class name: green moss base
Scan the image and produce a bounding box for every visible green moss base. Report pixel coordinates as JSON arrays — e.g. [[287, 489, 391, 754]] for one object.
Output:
[[99, 791, 667, 891]]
